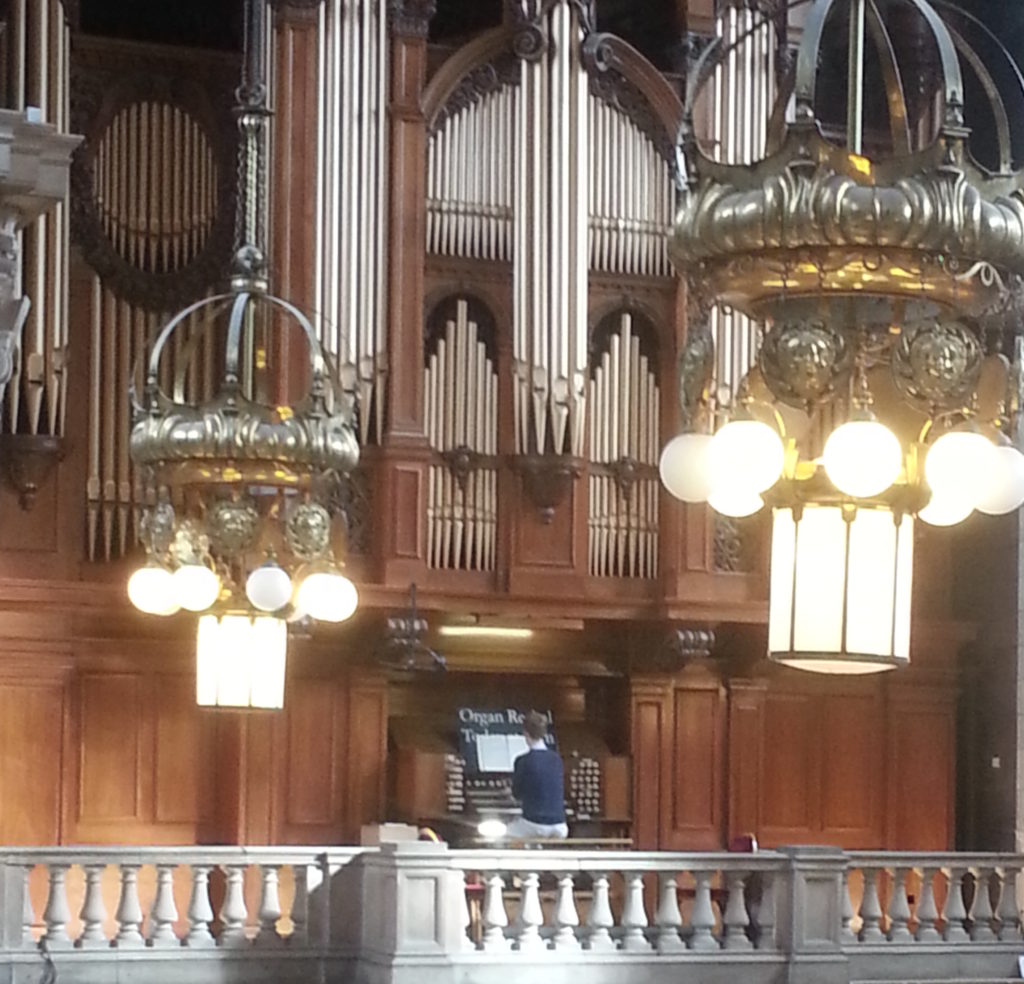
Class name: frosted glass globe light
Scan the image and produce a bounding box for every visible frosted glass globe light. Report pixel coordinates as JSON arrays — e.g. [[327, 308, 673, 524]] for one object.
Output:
[[172, 563, 221, 612], [918, 490, 974, 527], [658, 433, 713, 502], [822, 419, 902, 498], [296, 570, 359, 623], [707, 487, 765, 518], [245, 563, 294, 612], [976, 445, 1024, 516], [128, 564, 180, 616], [708, 419, 785, 495], [924, 430, 994, 506]]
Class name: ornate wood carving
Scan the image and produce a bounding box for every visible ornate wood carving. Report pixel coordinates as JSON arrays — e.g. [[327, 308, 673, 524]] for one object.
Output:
[[69, 41, 238, 311], [512, 454, 583, 525], [387, 0, 437, 38], [430, 51, 520, 135]]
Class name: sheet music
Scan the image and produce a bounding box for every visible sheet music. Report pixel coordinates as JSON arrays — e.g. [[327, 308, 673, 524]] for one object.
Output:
[[476, 734, 531, 772]]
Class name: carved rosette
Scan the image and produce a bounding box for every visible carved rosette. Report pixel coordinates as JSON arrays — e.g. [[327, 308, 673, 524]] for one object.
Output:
[[891, 319, 983, 411], [759, 318, 852, 409]]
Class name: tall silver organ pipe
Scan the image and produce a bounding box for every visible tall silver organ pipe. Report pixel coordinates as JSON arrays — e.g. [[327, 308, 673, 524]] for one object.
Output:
[[705, 1, 775, 407], [85, 99, 221, 560], [427, 85, 516, 262], [1, 0, 70, 438], [512, 0, 588, 458], [424, 298, 498, 572], [587, 96, 674, 278], [314, 0, 388, 445], [588, 312, 659, 578]]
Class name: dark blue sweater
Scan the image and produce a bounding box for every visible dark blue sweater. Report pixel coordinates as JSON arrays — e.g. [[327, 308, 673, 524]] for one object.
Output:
[[511, 748, 566, 824]]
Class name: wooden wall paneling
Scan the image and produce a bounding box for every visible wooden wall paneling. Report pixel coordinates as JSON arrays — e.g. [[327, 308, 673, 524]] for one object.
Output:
[[77, 672, 146, 826], [819, 693, 883, 847], [0, 669, 67, 844], [665, 679, 725, 850], [726, 679, 765, 842], [344, 673, 389, 842], [759, 691, 820, 845], [628, 677, 672, 849], [885, 684, 956, 850], [153, 673, 216, 826]]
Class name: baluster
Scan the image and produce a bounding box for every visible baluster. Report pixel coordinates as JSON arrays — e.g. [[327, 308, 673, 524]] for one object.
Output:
[[620, 871, 651, 952], [148, 864, 179, 947], [459, 872, 474, 951], [723, 870, 753, 950], [654, 871, 684, 953], [969, 868, 996, 941], [22, 866, 35, 947], [998, 866, 1021, 941], [481, 872, 509, 952], [858, 868, 885, 942], [41, 865, 72, 949], [583, 872, 615, 952], [552, 873, 579, 950], [255, 865, 282, 947], [219, 864, 249, 946], [841, 868, 857, 943], [689, 869, 720, 951], [887, 868, 912, 942], [514, 871, 544, 952], [113, 864, 145, 947], [756, 873, 776, 951], [942, 868, 969, 942], [915, 867, 941, 942], [77, 864, 107, 948], [185, 865, 215, 947], [291, 864, 309, 946]]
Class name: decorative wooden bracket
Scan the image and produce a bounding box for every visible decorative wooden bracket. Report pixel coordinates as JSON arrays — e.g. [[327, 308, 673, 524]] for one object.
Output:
[[0, 434, 65, 510], [510, 454, 582, 524]]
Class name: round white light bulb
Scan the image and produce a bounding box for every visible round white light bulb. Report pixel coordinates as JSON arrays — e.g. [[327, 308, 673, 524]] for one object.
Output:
[[296, 571, 359, 623], [658, 433, 713, 503], [918, 491, 974, 527], [127, 565, 179, 616], [924, 430, 995, 507], [172, 563, 221, 612], [976, 445, 1024, 516], [707, 487, 765, 518], [822, 419, 903, 498], [245, 563, 294, 612], [708, 419, 785, 495]]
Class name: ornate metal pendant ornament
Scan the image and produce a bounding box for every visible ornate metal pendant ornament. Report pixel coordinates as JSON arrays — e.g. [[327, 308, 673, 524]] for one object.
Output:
[[661, 0, 1024, 675], [126, 0, 360, 707]]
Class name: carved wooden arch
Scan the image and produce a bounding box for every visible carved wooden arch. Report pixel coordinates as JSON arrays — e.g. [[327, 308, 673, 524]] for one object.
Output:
[[581, 33, 684, 166], [424, 291, 500, 367], [422, 26, 521, 135], [588, 301, 661, 376]]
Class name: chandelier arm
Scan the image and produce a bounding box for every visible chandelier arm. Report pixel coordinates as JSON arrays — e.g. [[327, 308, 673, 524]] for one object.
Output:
[[144, 294, 234, 390], [223, 291, 254, 387], [864, 0, 911, 156]]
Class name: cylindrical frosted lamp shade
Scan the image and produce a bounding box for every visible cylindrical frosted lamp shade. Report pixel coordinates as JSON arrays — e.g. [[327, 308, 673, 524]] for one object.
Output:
[[196, 614, 288, 709], [769, 505, 914, 674]]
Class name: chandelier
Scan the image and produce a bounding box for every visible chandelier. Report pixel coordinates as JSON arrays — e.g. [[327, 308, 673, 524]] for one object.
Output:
[[126, 0, 360, 707], [662, 0, 1024, 673]]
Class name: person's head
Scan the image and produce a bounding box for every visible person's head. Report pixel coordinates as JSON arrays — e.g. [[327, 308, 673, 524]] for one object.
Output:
[[523, 710, 548, 742]]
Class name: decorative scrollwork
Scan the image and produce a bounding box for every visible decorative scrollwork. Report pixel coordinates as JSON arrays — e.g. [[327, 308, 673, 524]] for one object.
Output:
[[713, 514, 759, 573], [431, 52, 520, 135], [891, 319, 984, 412]]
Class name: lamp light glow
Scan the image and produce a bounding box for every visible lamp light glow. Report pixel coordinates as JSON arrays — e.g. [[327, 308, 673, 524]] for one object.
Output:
[[172, 563, 221, 612], [918, 491, 975, 527], [769, 505, 913, 674], [822, 419, 902, 498], [477, 818, 508, 840], [707, 486, 764, 518], [438, 625, 535, 640], [295, 570, 358, 623], [924, 430, 994, 507], [976, 445, 1024, 516], [127, 564, 180, 616], [658, 433, 713, 503], [245, 563, 293, 612], [196, 613, 287, 709], [708, 418, 784, 495]]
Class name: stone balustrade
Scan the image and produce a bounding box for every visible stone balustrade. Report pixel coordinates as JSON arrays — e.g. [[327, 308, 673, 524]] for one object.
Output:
[[0, 845, 1021, 984]]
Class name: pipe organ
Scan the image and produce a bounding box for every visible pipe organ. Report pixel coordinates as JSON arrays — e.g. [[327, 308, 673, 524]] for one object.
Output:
[[424, 297, 498, 572], [588, 310, 660, 578], [704, 0, 777, 405], [313, 0, 389, 446], [71, 40, 237, 560], [0, 0, 70, 437]]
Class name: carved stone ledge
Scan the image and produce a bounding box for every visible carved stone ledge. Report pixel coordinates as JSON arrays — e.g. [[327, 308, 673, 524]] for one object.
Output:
[[510, 453, 582, 524], [0, 434, 65, 510]]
